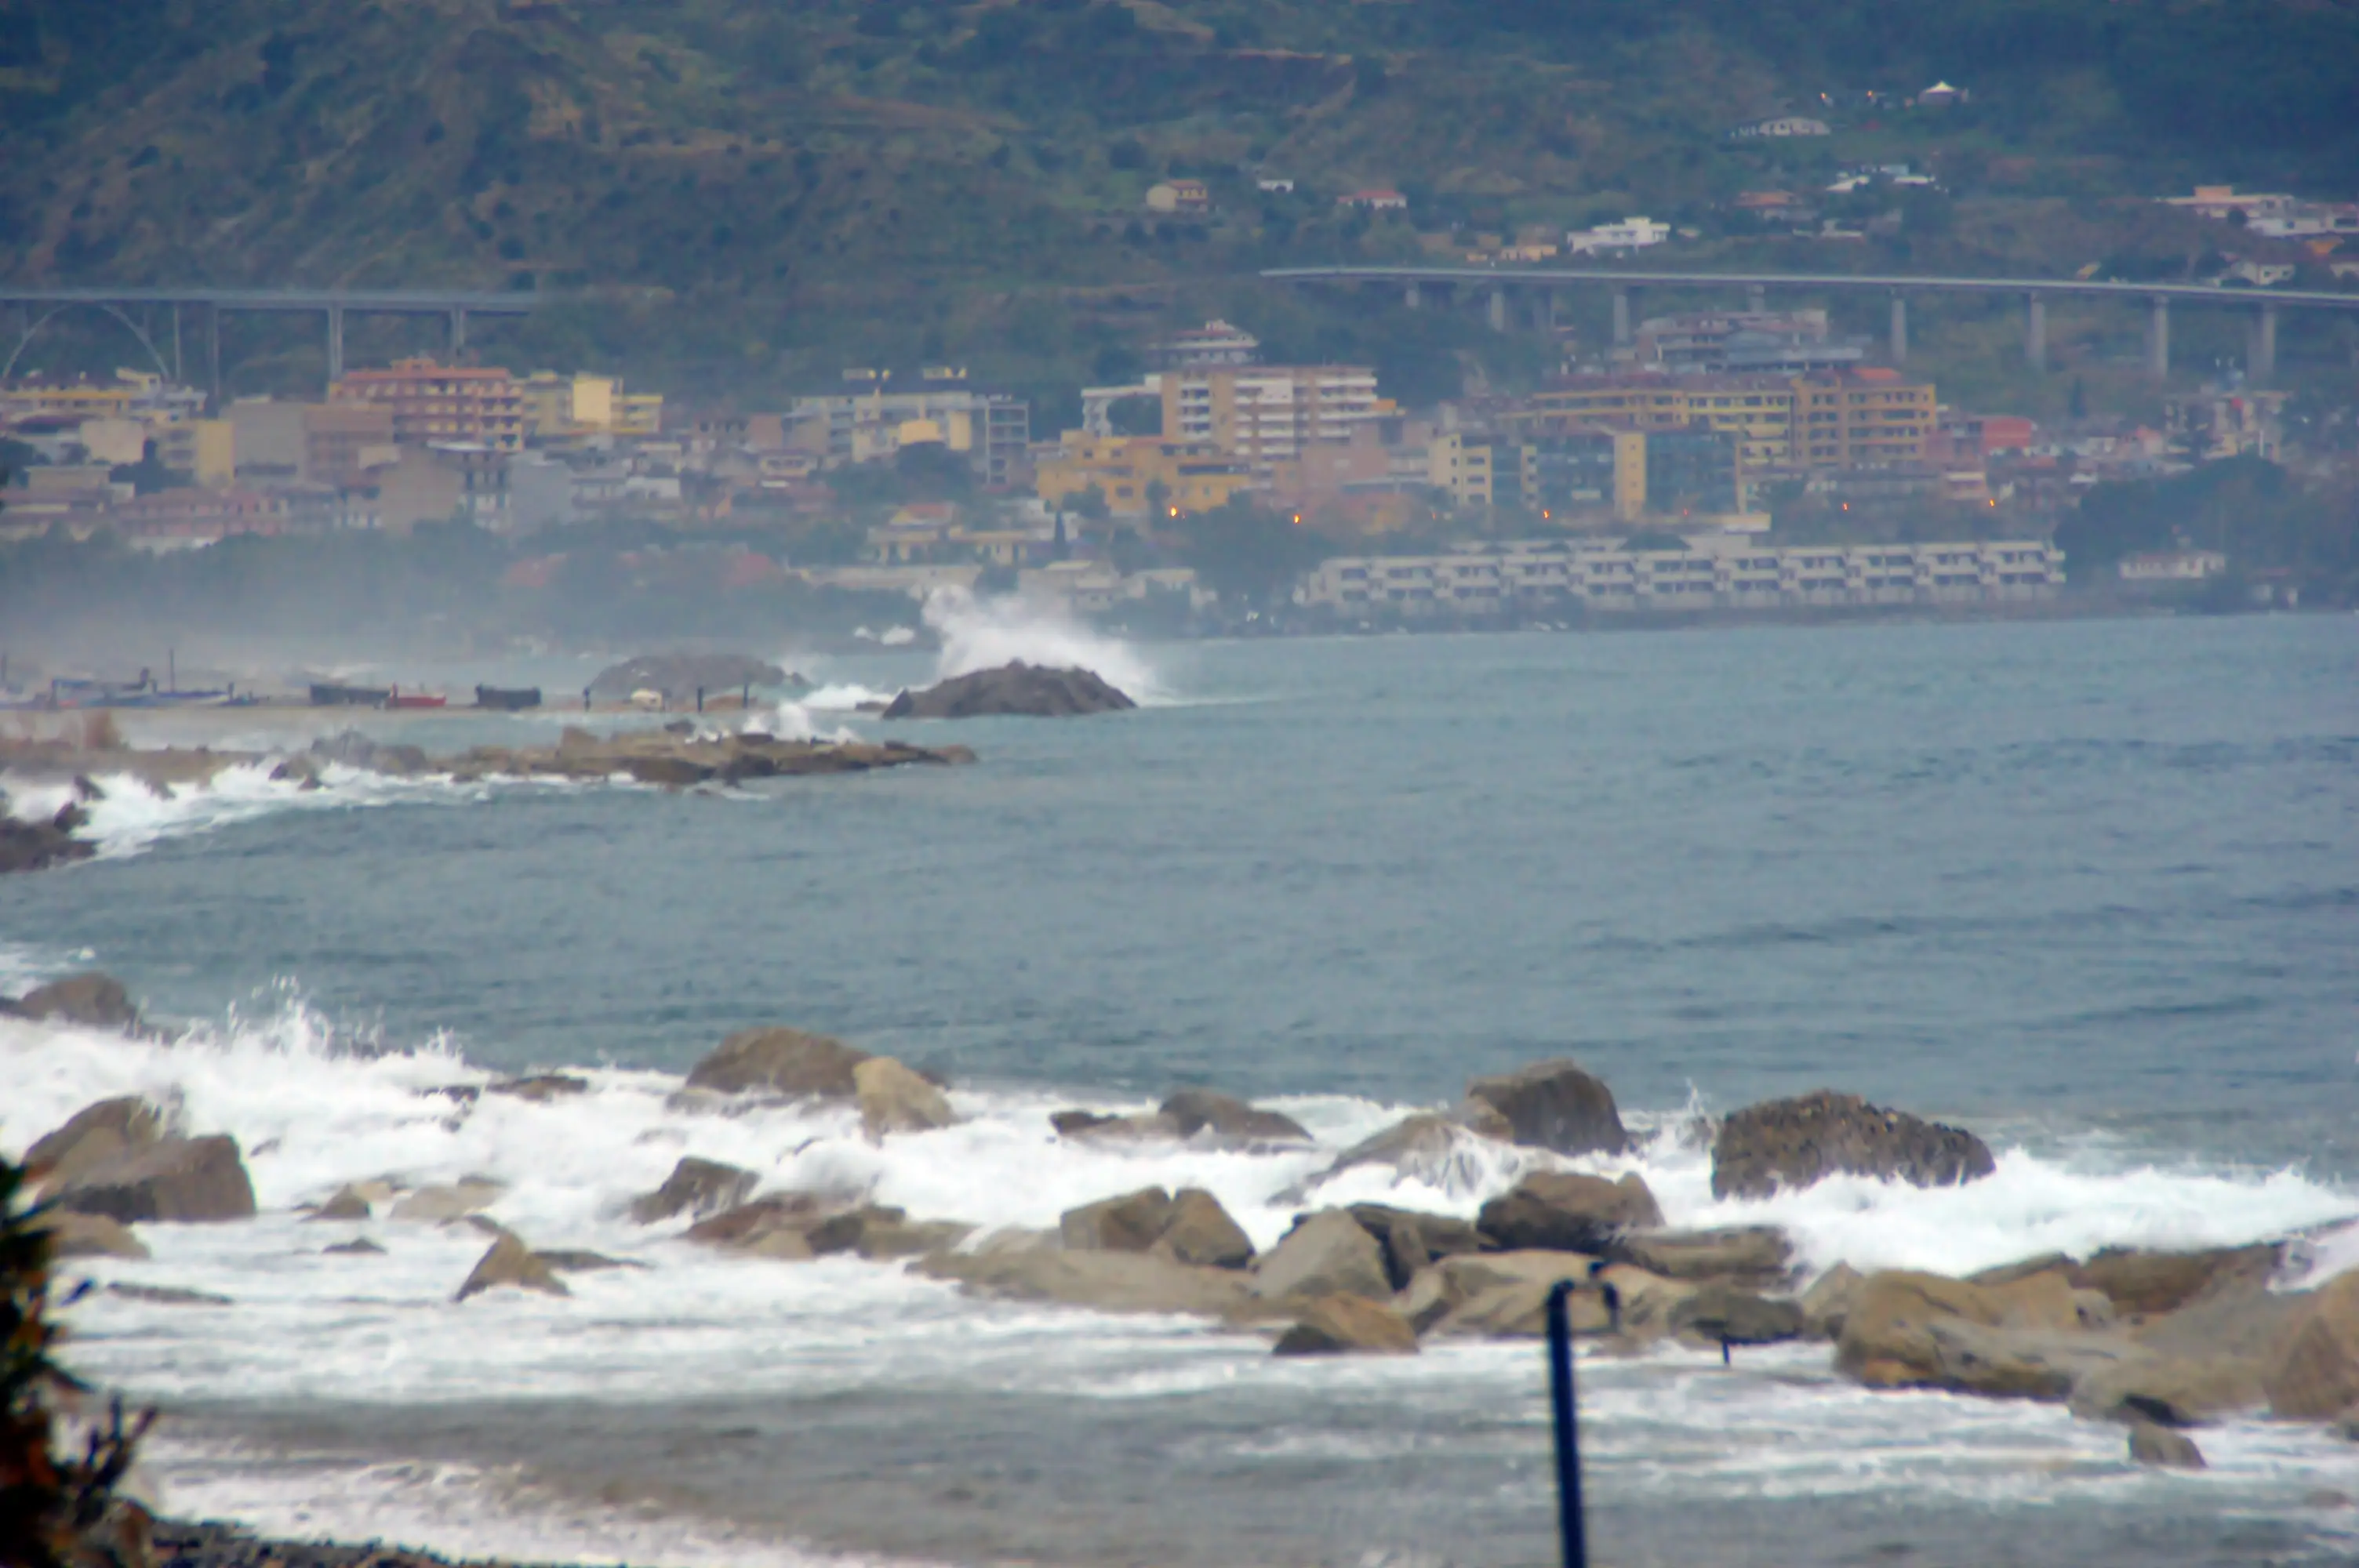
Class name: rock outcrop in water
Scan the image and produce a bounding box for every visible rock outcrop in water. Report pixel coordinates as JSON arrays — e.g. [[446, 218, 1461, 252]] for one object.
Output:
[[49, 1134, 256, 1223], [1477, 1171, 1663, 1253], [587, 652, 792, 705], [881, 661, 1136, 719], [680, 1027, 955, 1115], [441, 728, 972, 786], [0, 797, 96, 875], [628, 1156, 759, 1224], [1710, 1089, 1996, 1199], [1464, 1058, 1629, 1156], [1060, 1186, 1255, 1269]]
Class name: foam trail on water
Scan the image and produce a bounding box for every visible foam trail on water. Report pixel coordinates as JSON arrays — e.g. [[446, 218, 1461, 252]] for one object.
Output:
[[921, 587, 1163, 700], [3, 764, 496, 862]]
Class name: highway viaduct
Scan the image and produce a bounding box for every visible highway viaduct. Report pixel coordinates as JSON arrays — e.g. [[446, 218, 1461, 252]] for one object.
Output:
[[1262, 266, 2359, 385], [0, 287, 540, 394]]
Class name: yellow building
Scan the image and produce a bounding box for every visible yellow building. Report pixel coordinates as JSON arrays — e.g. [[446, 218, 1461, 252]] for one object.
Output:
[[1512, 371, 1933, 471], [1, 379, 138, 422], [1035, 432, 1256, 517], [153, 419, 236, 487], [1159, 365, 1385, 472], [518, 371, 663, 440]]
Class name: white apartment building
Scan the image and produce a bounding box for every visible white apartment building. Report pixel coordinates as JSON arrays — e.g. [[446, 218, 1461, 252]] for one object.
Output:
[[1161, 365, 1383, 471], [1566, 216, 1670, 255], [1299, 538, 2063, 615]]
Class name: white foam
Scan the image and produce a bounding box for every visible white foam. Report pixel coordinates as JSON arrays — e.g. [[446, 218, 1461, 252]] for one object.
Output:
[[800, 683, 895, 712], [920, 587, 1163, 700], [2, 762, 498, 863]]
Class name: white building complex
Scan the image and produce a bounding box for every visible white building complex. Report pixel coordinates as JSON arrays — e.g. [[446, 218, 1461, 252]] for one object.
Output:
[[1299, 537, 2063, 615]]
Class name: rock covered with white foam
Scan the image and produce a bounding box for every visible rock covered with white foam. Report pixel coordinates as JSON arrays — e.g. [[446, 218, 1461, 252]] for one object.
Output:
[[880, 661, 1136, 719]]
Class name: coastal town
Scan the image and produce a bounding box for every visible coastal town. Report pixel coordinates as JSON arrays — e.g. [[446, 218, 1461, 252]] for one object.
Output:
[[0, 176, 2345, 634]]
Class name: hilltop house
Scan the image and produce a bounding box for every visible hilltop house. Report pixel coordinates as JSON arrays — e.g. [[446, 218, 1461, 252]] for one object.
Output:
[[1145, 179, 1211, 214], [1337, 189, 1408, 211]]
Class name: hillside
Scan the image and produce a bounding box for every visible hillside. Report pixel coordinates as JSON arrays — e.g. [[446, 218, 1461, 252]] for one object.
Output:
[[3, 0, 2356, 405]]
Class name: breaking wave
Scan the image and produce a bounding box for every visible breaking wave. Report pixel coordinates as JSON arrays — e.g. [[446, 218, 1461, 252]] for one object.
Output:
[[921, 588, 1164, 701]]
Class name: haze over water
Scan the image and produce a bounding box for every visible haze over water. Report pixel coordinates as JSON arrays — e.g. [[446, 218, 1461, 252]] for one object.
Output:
[[5, 613, 2357, 1566]]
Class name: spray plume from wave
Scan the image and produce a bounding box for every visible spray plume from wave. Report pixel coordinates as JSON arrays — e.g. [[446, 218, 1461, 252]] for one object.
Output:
[[920, 588, 1162, 701]]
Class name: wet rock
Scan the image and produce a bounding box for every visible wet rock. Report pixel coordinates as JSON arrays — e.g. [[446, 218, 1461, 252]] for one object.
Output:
[[853, 1215, 974, 1260], [454, 1233, 569, 1301], [1250, 1210, 1392, 1303], [881, 662, 1136, 720], [106, 1283, 231, 1307], [2128, 1420, 2205, 1469], [627, 1157, 758, 1225], [52, 1135, 256, 1223], [1836, 1269, 2133, 1399], [1158, 1088, 1310, 1145], [310, 730, 427, 775], [1050, 1109, 1181, 1141], [855, 1055, 955, 1138], [1801, 1263, 1866, 1340], [685, 1026, 870, 1098], [5, 971, 138, 1029], [1477, 1172, 1663, 1254], [389, 1179, 503, 1223], [306, 1185, 374, 1221], [2074, 1244, 2283, 1317], [2073, 1356, 2270, 1427], [1157, 1189, 1256, 1270], [1062, 1188, 1177, 1253], [324, 1238, 385, 1256], [1710, 1090, 1995, 1200], [487, 1074, 591, 1102], [0, 802, 97, 875], [270, 756, 325, 789], [2263, 1269, 2359, 1421], [1282, 1113, 1494, 1201], [1430, 1254, 1621, 1340], [1464, 1060, 1629, 1156], [918, 1244, 1272, 1321], [36, 1211, 149, 1260], [1606, 1226, 1794, 1287], [1669, 1284, 1807, 1346], [536, 1249, 641, 1273], [1274, 1294, 1420, 1356], [685, 1192, 855, 1255], [26, 1097, 170, 1192]]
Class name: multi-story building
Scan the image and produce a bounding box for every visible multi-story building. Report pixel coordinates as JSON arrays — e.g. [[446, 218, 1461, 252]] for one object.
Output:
[[151, 419, 235, 488], [1429, 427, 1732, 524], [1627, 310, 1867, 376], [518, 372, 664, 440], [1034, 432, 1256, 517], [1147, 320, 1262, 370], [1160, 365, 1383, 473], [329, 359, 525, 452], [1515, 370, 1932, 474], [789, 385, 1030, 487], [1298, 537, 2063, 615], [303, 404, 398, 489]]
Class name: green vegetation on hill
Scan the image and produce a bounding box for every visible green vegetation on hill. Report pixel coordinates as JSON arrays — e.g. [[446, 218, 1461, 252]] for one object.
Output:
[[3, 0, 2357, 403]]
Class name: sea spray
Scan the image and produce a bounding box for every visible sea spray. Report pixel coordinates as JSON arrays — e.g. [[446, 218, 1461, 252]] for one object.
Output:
[[920, 587, 1162, 700]]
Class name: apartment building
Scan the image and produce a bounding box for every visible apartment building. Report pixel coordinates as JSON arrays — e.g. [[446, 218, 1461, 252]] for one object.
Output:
[[1512, 370, 1934, 473], [1034, 432, 1256, 516], [789, 387, 1030, 487], [329, 359, 525, 452], [1430, 427, 1732, 523], [1160, 365, 1383, 472], [1299, 537, 2062, 615], [519, 372, 663, 440], [1627, 310, 1866, 376], [304, 404, 398, 489]]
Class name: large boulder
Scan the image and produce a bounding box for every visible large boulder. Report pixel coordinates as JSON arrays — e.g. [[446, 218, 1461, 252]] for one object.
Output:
[[51, 1135, 256, 1223], [1249, 1210, 1393, 1303], [1801, 1263, 1866, 1340], [1050, 1109, 1182, 1142], [686, 1027, 870, 1098], [1427, 1254, 1622, 1340], [0, 804, 96, 876], [5, 972, 139, 1030], [627, 1157, 758, 1225], [2074, 1244, 2281, 1317], [2264, 1270, 2359, 1421], [1464, 1060, 1628, 1156], [2072, 1354, 2271, 1428], [1710, 1090, 1995, 1200], [1836, 1268, 2128, 1399], [1158, 1089, 1310, 1145], [855, 1056, 955, 1138], [1606, 1226, 1794, 1287], [685, 1192, 858, 1258], [1274, 1295, 1420, 1356], [881, 662, 1136, 720], [918, 1242, 1271, 1321], [1061, 1188, 1178, 1253], [1477, 1172, 1663, 1254], [1348, 1203, 1484, 1290], [25, 1098, 170, 1192], [455, 1233, 570, 1302], [1282, 1113, 1496, 1201], [1158, 1189, 1256, 1270]]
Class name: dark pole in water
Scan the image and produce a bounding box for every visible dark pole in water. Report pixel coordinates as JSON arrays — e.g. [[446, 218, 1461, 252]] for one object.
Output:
[[696, 685, 705, 713], [1545, 1279, 1588, 1568]]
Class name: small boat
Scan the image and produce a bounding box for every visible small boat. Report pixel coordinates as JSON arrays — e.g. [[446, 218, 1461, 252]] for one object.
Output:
[[474, 684, 543, 712], [311, 683, 392, 707], [386, 688, 447, 710]]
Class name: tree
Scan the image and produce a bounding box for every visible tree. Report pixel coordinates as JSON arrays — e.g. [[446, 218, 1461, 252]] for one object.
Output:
[[1167, 499, 1330, 608], [2, 1155, 153, 1568]]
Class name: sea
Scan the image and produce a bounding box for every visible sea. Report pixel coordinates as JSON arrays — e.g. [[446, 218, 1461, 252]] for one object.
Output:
[[2, 604, 2356, 1568]]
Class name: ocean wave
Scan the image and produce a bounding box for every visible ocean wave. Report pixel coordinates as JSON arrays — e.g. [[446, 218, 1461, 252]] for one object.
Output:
[[2, 762, 497, 863], [920, 588, 1165, 702]]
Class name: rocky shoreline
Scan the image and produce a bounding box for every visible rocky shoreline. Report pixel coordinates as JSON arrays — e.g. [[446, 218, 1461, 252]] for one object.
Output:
[[153, 1519, 538, 1568]]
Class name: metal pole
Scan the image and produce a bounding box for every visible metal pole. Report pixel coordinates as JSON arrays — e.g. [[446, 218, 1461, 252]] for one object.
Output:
[[2026, 295, 2046, 372], [1546, 1280, 1588, 1568]]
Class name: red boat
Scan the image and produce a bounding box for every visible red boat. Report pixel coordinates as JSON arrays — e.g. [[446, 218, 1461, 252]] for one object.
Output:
[[386, 688, 447, 710]]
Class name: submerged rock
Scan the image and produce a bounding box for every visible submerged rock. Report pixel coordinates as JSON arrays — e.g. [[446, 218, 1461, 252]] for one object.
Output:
[[1710, 1090, 1995, 1200], [1464, 1059, 1629, 1156], [389, 1179, 503, 1223], [2128, 1420, 2206, 1469], [881, 661, 1136, 719]]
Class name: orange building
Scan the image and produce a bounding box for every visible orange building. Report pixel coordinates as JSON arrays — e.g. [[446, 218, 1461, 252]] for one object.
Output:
[[330, 358, 525, 452]]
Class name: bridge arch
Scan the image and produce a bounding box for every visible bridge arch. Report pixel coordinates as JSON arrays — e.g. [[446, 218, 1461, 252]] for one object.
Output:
[[1, 301, 176, 385]]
